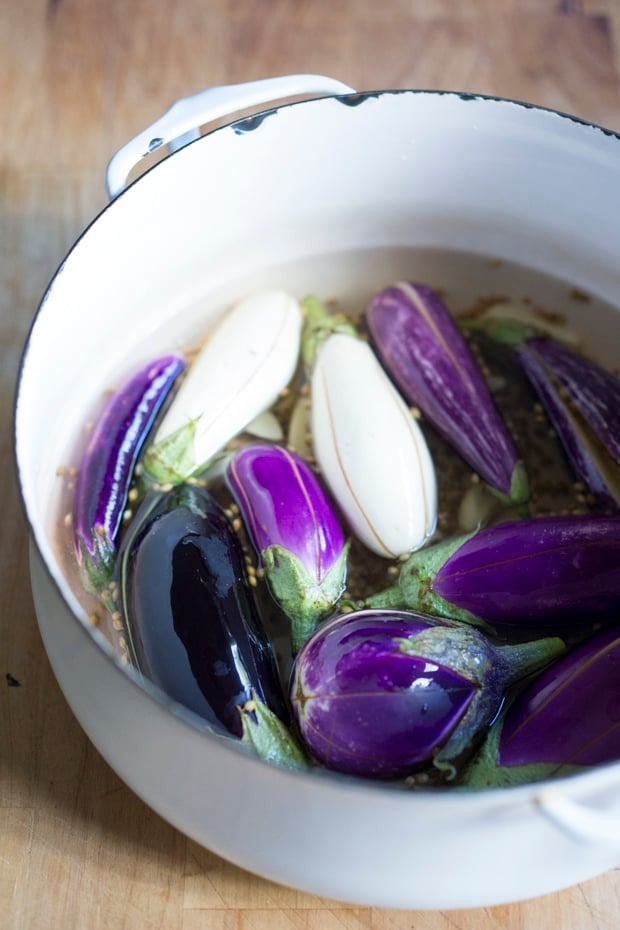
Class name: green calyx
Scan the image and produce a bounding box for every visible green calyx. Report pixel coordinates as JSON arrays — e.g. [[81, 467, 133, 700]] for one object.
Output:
[[433, 633, 565, 778], [396, 622, 495, 778], [365, 533, 488, 630], [396, 622, 492, 680], [487, 459, 530, 508], [300, 295, 358, 373], [143, 418, 200, 486], [398, 534, 478, 621], [263, 542, 349, 654], [395, 624, 565, 780], [239, 695, 308, 770], [458, 706, 581, 790]]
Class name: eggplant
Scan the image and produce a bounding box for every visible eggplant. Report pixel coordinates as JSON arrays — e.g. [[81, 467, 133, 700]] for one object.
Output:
[[226, 444, 348, 653], [462, 626, 620, 787], [302, 295, 437, 559], [117, 483, 305, 767], [365, 283, 529, 504], [516, 337, 620, 508], [366, 514, 620, 632], [143, 290, 302, 485], [72, 354, 185, 593], [290, 609, 565, 780]]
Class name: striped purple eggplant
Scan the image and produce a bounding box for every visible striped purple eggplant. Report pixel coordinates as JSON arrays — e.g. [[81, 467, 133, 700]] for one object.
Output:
[[72, 354, 185, 593], [365, 282, 529, 504], [290, 609, 565, 780], [226, 444, 348, 653], [516, 337, 620, 508], [366, 514, 620, 632], [462, 626, 620, 787]]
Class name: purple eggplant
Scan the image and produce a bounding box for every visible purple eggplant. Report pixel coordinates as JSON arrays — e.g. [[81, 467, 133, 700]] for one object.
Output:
[[72, 354, 185, 593], [117, 483, 305, 769], [462, 626, 620, 787], [365, 282, 529, 503], [366, 514, 620, 632], [226, 444, 348, 653], [290, 608, 565, 780], [516, 337, 620, 508]]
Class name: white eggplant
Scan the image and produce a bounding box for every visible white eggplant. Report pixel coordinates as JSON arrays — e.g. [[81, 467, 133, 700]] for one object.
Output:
[[311, 333, 438, 559], [144, 290, 302, 484]]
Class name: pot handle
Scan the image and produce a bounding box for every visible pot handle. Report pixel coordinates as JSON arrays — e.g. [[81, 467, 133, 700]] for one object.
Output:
[[535, 789, 620, 851], [105, 73, 356, 200]]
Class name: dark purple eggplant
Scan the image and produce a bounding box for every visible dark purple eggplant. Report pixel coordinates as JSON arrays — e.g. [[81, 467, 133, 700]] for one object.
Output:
[[117, 484, 305, 767], [516, 337, 620, 508], [72, 354, 185, 593], [462, 626, 620, 787], [366, 514, 620, 632], [226, 444, 348, 653], [365, 283, 529, 504], [290, 608, 565, 780]]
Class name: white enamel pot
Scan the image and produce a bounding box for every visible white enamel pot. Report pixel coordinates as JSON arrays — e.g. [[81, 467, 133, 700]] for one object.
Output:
[[14, 74, 620, 910]]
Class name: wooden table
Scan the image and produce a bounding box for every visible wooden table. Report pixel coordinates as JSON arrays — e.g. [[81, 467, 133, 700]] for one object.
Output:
[[3, 1, 620, 927]]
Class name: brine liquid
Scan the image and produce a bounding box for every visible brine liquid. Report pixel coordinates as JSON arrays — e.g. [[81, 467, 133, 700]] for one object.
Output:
[[167, 245, 619, 371], [55, 245, 620, 658]]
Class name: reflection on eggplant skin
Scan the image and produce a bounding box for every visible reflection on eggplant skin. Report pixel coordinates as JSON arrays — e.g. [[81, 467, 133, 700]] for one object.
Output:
[[121, 485, 289, 738]]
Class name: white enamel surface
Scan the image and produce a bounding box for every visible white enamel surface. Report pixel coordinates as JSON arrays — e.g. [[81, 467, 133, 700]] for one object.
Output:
[[15, 87, 620, 908], [311, 334, 437, 557], [152, 289, 301, 470], [536, 791, 620, 850], [105, 74, 355, 199]]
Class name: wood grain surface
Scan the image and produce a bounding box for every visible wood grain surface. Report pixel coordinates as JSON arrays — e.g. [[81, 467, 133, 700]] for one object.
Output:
[[2, 1, 620, 927]]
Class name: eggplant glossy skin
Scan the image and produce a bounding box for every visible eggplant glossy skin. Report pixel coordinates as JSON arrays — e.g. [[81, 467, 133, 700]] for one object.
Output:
[[431, 515, 620, 629], [462, 626, 620, 788], [498, 625, 620, 769], [120, 485, 289, 738], [290, 609, 564, 780], [370, 514, 620, 631], [227, 444, 348, 652]]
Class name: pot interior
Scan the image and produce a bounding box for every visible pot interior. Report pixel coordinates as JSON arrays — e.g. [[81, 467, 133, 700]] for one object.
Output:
[[16, 86, 620, 738]]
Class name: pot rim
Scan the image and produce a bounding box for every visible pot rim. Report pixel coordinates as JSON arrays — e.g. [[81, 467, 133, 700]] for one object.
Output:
[[13, 85, 620, 808]]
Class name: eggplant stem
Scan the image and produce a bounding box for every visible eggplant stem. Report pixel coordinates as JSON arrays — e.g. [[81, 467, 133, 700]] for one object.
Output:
[[496, 636, 567, 687], [364, 584, 408, 610], [300, 295, 357, 373], [239, 692, 308, 770]]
